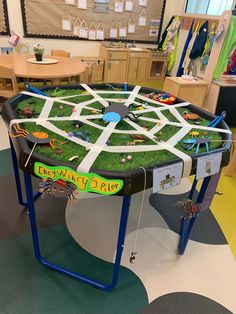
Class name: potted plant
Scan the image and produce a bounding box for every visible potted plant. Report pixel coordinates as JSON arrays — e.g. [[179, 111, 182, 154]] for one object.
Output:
[[33, 44, 45, 62]]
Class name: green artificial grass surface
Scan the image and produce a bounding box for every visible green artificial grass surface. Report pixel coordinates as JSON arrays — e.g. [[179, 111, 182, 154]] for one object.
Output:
[[15, 87, 224, 172]]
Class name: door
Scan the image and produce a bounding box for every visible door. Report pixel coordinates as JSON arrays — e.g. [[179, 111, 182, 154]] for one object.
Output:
[[128, 57, 139, 81], [137, 58, 148, 80], [106, 60, 127, 82]]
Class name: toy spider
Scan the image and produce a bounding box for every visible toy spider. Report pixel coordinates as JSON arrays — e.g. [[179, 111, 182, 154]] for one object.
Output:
[[177, 199, 201, 218], [11, 124, 65, 149], [182, 136, 211, 154], [102, 102, 143, 123], [39, 178, 78, 202]]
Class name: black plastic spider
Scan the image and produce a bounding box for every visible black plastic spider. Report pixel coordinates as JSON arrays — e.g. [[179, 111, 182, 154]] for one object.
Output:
[[39, 178, 77, 202], [102, 102, 143, 122]]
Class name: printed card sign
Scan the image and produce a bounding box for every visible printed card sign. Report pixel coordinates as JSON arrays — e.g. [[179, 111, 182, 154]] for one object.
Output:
[[153, 162, 183, 193], [34, 162, 124, 195], [196, 153, 222, 180]]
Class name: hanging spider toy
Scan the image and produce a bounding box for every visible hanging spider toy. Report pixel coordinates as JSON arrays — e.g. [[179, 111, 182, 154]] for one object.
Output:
[[11, 124, 65, 149], [176, 199, 201, 218], [39, 178, 78, 202]]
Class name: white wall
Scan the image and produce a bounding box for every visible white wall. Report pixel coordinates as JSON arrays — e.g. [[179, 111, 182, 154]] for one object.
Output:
[[0, 0, 186, 57]]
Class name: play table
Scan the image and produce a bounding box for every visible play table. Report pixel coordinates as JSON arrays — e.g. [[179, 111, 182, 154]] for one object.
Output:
[[2, 83, 232, 290]]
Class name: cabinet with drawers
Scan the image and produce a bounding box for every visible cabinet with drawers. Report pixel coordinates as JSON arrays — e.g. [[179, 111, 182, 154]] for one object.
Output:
[[100, 46, 128, 83], [127, 50, 150, 81]]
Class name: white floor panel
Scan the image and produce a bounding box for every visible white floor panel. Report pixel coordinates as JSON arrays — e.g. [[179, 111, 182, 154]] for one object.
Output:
[[120, 227, 236, 313], [65, 189, 169, 262]]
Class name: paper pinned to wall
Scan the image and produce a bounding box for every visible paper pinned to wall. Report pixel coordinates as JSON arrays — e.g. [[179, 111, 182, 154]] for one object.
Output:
[[138, 9, 147, 26], [110, 21, 118, 38], [128, 16, 135, 33], [65, 0, 75, 4], [96, 23, 105, 40], [88, 23, 96, 40], [79, 20, 88, 38], [119, 22, 127, 37], [62, 11, 72, 31], [125, 0, 133, 11], [139, 0, 147, 6], [78, 0, 87, 9], [114, 0, 124, 13]]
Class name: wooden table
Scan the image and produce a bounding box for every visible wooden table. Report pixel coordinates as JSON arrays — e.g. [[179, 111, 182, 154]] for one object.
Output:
[[163, 77, 209, 107], [0, 54, 87, 85]]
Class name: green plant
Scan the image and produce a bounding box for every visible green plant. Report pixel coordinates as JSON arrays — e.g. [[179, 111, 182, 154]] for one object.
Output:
[[33, 44, 45, 55]]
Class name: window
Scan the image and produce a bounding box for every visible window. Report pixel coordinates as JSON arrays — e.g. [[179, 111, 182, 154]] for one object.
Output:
[[185, 0, 234, 15]]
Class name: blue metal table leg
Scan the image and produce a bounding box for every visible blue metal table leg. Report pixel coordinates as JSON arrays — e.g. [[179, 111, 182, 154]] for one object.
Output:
[[178, 176, 197, 253], [9, 138, 41, 207], [178, 175, 212, 255], [24, 171, 131, 291]]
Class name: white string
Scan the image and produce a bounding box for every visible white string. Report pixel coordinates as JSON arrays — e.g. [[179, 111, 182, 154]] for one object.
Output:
[[24, 142, 37, 167], [130, 166, 147, 263]]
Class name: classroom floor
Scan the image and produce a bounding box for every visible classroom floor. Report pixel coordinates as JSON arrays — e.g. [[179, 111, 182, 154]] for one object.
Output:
[[0, 81, 236, 314]]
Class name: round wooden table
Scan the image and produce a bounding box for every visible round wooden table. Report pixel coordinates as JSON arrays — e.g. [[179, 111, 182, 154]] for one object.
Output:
[[0, 54, 87, 84]]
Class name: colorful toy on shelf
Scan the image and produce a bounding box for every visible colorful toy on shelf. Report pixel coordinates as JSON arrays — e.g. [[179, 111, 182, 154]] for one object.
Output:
[[146, 92, 176, 105]]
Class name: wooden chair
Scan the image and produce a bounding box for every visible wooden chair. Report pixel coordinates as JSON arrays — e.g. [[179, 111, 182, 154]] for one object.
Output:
[[0, 65, 19, 98], [51, 50, 71, 84], [81, 63, 93, 84], [72, 58, 93, 84], [0, 66, 19, 112], [51, 50, 70, 58]]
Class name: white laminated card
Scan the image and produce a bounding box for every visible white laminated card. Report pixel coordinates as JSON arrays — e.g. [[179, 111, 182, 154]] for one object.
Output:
[[196, 152, 222, 180], [153, 162, 183, 193]]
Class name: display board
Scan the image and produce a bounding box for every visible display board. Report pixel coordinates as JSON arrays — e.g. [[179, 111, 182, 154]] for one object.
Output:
[[0, 0, 10, 35], [20, 0, 166, 43]]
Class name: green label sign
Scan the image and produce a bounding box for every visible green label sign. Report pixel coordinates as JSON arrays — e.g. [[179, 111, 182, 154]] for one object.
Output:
[[34, 162, 123, 195]]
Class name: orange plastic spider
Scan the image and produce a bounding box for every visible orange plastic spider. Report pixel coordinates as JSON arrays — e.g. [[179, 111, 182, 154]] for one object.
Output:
[[11, 124, 65, 149]]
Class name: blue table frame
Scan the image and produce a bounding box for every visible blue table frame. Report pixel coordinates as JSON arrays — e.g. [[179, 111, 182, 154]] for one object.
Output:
[[9, 137, 220, 290]]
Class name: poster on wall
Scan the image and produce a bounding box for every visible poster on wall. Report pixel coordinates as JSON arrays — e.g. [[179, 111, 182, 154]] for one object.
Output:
[[0, 0, 10, 35], [20, 0, 166, 44]]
